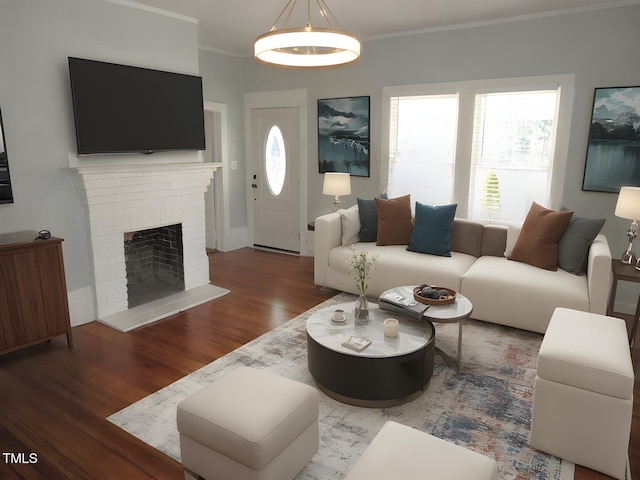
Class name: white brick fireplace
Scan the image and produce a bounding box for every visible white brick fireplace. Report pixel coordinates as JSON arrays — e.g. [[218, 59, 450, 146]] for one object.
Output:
[[68, 161, 225, 331]]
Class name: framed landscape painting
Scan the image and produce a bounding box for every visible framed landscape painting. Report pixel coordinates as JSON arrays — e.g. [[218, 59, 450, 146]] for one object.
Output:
[[583, 86, 640, 193], [0, 108, 13, 204], [318, 96, 370, 177]]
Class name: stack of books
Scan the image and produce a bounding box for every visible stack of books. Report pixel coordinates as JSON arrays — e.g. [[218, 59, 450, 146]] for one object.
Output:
[[378, 289, 430, 320]]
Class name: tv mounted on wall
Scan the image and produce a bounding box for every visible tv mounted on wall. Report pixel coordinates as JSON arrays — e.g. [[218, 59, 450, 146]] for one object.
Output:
[[68, 57, 206, 155]]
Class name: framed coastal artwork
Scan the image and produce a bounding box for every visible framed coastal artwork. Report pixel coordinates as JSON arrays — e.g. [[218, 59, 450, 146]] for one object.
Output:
[[318, 96, 370, 177], [582, 86, 640, 193]]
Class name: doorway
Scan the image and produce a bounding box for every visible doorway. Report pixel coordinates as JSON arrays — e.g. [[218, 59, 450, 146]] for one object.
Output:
[[250, 107, 301, 253]]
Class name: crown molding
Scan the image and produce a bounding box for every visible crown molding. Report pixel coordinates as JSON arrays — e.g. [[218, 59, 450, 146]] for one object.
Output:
[[364, 0, 640, 42], [102, 0, 199, 24]]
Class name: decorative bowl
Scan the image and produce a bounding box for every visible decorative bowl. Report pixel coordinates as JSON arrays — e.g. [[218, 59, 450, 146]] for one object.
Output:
[[413, 286, 457, 305]]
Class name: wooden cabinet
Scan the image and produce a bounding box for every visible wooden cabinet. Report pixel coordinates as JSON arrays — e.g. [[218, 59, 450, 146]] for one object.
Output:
[[0, 231, 73, 355]]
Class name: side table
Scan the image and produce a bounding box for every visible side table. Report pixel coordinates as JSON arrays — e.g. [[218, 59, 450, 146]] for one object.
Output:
[[607, 259, 640, 345]]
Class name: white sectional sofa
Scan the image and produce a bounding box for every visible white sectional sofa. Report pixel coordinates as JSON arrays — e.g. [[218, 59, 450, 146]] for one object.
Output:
[[314, 213, 612, 334]]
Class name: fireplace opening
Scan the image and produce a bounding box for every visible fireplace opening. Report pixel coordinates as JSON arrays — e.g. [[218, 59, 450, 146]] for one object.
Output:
[[124, 224, 185, 309]]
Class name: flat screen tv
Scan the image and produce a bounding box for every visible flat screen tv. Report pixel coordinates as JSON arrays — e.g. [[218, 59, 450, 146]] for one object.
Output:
[[68, 57, 205, 155]]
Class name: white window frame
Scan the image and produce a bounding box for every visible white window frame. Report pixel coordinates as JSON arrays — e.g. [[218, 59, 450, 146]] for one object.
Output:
[[381, 74, 575, 219]]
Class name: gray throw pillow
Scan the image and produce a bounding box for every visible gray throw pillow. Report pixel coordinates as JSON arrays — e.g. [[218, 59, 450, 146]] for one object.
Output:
[[557, 207, 605, 275]]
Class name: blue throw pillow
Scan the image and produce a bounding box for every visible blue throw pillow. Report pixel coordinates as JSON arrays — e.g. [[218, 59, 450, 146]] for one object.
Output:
[[407, 202, 458, 256]]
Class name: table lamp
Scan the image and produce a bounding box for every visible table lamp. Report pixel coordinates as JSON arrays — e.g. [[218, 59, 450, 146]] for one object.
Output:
[[614, 186, 640, 268], [323, 172, 351, 212]]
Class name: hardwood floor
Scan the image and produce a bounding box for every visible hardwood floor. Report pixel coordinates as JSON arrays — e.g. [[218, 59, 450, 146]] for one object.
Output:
[[0, 247, 637, 479]]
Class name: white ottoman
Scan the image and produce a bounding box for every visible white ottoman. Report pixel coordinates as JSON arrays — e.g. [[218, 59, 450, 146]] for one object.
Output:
[[529, 307, 634, 480], [176, 367, 319, 480], [344, 421, 498, 480]]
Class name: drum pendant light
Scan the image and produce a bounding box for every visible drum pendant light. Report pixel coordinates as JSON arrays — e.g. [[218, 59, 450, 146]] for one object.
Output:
[[254, 0, 361, 68]]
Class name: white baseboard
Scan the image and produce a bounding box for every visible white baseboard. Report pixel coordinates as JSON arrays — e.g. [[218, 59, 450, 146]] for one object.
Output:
[[67, 286, 97, 327]]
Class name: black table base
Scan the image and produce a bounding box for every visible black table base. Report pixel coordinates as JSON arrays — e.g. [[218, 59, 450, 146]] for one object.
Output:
[[307, 324, 435, 408]]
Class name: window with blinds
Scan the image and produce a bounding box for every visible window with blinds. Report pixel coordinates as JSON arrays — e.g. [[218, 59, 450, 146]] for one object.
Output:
[[387, 94, 458, 206], [468, 90, 559, 222], [384, 77, 568, 223]]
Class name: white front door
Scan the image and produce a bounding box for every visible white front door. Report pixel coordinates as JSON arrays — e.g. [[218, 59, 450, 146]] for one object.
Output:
[[251, 107, 300, 253]]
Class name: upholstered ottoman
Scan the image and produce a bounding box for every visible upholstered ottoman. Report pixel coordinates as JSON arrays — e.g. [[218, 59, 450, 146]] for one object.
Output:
[[176, 367, 319, 480], [344, 421, 498, 480], [529, 307, 634, 480]]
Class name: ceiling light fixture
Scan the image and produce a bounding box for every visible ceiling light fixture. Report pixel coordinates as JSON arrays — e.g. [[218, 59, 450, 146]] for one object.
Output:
[[254, 0, 360, 68]]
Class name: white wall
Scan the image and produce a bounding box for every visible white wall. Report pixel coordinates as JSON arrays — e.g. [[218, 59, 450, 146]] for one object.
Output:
[[0, 0, 200, 324]]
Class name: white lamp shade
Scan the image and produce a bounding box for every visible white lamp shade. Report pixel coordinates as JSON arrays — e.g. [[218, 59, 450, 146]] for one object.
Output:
[[615, 186, 640, 220], [323, 172, 351, 196]]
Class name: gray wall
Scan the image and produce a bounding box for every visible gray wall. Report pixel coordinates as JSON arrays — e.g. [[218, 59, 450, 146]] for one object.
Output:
[[2, 1, 640, 320], [238, 4, 640, 248], [199, 50, 247, 230], [224, 4, 640, 309], [0, 0, 199, 323]]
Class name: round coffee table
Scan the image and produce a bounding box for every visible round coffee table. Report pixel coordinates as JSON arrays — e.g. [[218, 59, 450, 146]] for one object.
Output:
[[306, 302, 435, 407], [380, 286, 473, 372]]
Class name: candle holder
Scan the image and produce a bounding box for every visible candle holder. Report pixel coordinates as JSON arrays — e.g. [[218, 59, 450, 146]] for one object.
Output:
[[384, 318, 399, 337]]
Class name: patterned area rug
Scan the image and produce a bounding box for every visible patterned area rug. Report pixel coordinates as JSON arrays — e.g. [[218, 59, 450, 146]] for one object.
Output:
[[108, 293, 574, 480]]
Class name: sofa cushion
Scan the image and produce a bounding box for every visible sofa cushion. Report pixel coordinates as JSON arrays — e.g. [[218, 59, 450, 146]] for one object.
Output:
[[328, 243, 477, 296], [480, 224, 508, 257], [557, 209, 605, 275], [462, 256, 589, 333], [407, 202, 457, 256], [508, 202, 573, 271], [375, 194, 413, 246], [338, 205, 360, 246]]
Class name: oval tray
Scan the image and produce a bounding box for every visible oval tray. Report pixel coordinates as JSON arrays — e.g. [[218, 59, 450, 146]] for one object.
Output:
[[413, 286, 457, 306]]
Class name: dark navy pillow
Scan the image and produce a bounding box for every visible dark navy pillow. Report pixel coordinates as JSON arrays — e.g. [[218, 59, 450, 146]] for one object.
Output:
[[357, 193, 388, 242]]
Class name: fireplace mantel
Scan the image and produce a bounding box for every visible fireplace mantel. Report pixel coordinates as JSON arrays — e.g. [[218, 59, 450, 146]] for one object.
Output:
[[68, 161, 223, 323], [70, 162, 222, 176]]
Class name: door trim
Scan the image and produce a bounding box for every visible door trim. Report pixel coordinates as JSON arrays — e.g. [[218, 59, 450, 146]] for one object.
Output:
[[204, 101, 229, 251], [243, 89, 310, 255]]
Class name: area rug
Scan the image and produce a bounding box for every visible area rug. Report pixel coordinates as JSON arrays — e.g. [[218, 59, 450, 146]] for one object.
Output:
[[108, 292, 574, 480]]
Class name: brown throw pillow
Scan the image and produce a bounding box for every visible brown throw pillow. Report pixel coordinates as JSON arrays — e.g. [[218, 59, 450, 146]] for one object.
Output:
[[375, 194, 413, 246], [508, 202, 573, 271]]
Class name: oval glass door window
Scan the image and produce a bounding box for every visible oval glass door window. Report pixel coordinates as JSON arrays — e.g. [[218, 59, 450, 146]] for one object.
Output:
[[265, 125, 286, 196]]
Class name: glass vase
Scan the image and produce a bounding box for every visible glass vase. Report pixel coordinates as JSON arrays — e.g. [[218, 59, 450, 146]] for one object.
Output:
[[354, 293, 369, 323]]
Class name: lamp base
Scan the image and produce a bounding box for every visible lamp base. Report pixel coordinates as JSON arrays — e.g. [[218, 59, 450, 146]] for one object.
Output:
[[620, 250, 636, 265], [622, 250, 636, 265], [622, 220, 638, 265]]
